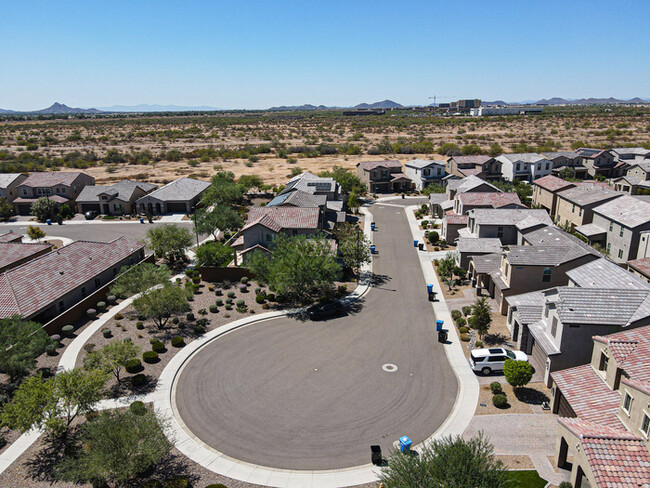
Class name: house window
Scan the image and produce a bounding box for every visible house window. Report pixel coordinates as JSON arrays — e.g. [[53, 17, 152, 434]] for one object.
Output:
[[496, 226, 504, 238], [542, 267, 552, 282], [609, 222, 613, 232], [423, 169, 430, 176], [550, 316, 558, 337], [94, 278, 101, 289], [537, 163, 541, 171], [579, 208, 583, 217], [619, 227, 624, 237], [618, 249, 624, 259], [55, 187, 60, 194], [81, 287, 87, 298], [607, 243, 611, 254], [599, 352, 609, 372], [22, 188, 27, 195], [572, 204, 575, 213], [623, 392, 633, 414], [58, 300, 65, 313], [437, 168, 442, 175], [642, 413, 650, 438], [544, 305, 549, 318], [266, 233, 273, 242], [60, 187, 66, 194], [546, 162, 550, 170], [516, 163, 521, 171]]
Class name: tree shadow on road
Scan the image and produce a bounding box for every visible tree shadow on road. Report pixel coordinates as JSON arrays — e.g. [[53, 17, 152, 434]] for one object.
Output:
[[366, 273, 393, 290]]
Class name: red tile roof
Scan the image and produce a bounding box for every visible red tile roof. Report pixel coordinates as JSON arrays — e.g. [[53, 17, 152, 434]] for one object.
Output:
[[20, 171, 91, 187], [0, 231, 23, 243], [0, 242, 53, 270], [0, 237, 144, 319], [558, 418, 650, 488], [13, 195, 70, 204], [389, 172, 411, 182], [444, 214, 469, 225], [534, 175, 575, 192], [551, 364, 622, 428], [593, 327, 650, 386], [458, 167, 483, 177], [244, 207, 320, 232], [457, 192, 523, 208], [628, 257, 650, 278], [357, 160, 402, 171]]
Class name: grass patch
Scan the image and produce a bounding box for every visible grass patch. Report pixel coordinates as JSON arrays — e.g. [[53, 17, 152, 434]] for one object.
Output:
[[504, 470, 547, 488]]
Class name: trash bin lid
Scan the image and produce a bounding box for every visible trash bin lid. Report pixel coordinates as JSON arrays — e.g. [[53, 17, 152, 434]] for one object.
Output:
[[399, 435, 412, 445], [436, 320, 444, 325]]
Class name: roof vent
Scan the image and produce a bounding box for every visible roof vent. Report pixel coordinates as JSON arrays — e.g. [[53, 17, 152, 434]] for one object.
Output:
[[59, 271, 64, 275]]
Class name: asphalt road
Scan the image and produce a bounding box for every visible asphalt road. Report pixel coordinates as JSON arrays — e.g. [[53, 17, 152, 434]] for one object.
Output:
[[175, 200, 458, 470], [0, 220, 199, 246]]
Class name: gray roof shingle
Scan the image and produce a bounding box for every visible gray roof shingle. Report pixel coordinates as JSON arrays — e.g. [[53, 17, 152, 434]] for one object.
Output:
[[567, 257, 650, 290], [593, 195, 650, 228], [457, 237, 502, 253], [556, 185, 622, 207], [470, 208, 553, 227], [77, 180, 157, 203], [138, 177, 210, 203]]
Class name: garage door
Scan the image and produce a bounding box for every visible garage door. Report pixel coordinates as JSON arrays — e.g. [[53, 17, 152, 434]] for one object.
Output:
[[529, 338, 547, 377], [80, 203, 100, 213], [166, 202, 187, 213]]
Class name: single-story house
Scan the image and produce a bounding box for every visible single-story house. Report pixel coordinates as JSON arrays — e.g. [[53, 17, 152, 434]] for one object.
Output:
[[0, 242, 53, 272], [136, 177, 211, 215], [77, 180, 157, 215], [0, 231, 23, 243]]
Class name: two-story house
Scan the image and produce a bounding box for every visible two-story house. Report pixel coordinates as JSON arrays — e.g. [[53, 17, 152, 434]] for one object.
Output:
[[13, 171, 95, 215], [582, 195, 650, 264], [463, 208, 553, 244], [453, 192, 524, 215], [496, 153, 553, 182], [575, 147, 623, 179], [356, 160, 411, 193], [610, 147, 650, 165], [0, 173, 27, 203], [542, 151, 586, 179], [230, 206, 324, 264], [551, 326, 650, 488], [531, 175, 576, 219], [279, 171, 341, 202], [446, 155, 502, 180], [555, 184, 623, 230], [403, 159, 446, 190], [76, 180, 157, 216], [613, 161, 650, 194]]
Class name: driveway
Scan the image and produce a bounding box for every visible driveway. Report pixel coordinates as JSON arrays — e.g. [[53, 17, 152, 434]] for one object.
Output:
[[174, 200, 458, 470]]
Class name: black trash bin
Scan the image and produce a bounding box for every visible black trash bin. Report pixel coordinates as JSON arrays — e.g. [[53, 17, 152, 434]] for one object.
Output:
[[371, 445, 382, 465], [418, 243, 424, 251], [428, 291, 436, 302], [438, 329, 448, 343]]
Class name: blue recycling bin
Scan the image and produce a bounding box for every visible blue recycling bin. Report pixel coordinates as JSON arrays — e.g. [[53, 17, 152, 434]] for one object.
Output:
[[370, 245, 376, 254], [436, 320, 444, 331], [371, 222, 376, 231], [399, 436, 412, 453], [413, 240, 418, 247], [46, 219, 52, 225], [427, 284, 434, 294], [139, 217, 145, 224]]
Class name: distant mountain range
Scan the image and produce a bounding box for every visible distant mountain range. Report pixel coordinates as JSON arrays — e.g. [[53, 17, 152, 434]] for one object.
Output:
[[268, 99, 404, 111], [0, 102, 102, 115], [96, 104, 222, 112], [482, 97, 649, 106]]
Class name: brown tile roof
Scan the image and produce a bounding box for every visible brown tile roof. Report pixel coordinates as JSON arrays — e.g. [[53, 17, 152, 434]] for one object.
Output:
[[0, 237, 144, 319], [558, 418, 650, 488], [444, 214, 468, 225], [244, 207, 320, 233], [20, 171, 90, 188], [533, 175, 575, 192], [457, 192, 523, 208], [458, 167, 483, 177], [593, 326, 650, 388], [13, 195, 70, 204], [0, 242, 53, 270], [628, 257, 650, 278], [450, 155, 493, 165], [389, 172, 411, 182], [356, 160, 402, 171], [0, 231, 23, 243], [551, 364, 622, 428]]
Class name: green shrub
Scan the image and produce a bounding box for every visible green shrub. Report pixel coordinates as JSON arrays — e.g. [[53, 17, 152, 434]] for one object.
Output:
[[225, 298, 233, 305], [164, 477, 190, 488], [193, 325, 206, 335], [241, 276, 249, 285], [102, 329, 112, 338], [558, 483, 573, 488], [236, 299, 245, 307], [267, 293, 276, 302], [131, 373, 147, 387], [106, 295, 117, 305], [462, 306, 472, 316], [143, 351, 158, 363], [255, 294, 266, 304], [136, 321, 144, 329], [151, 341, 165, 353], [474, 340, 483, 348], [236, 305, 248, 313], [458, 326, 469, 334], [198, 308, 208, 316], [126, 358, 143, 373], [172, 317, 179, 324], [490, 382, 502, 395], [254, 287, 261, 295], [186, 313, 195, 321], [83, 343, 95, 353], [114, 312, 124, 320], [171, 336, 185, 348], [129, 400, 147, 415], [192, 276, 200, 284], [61, 325, 74, 336], [455, 317, 467, 327], [205, 485, 228, 488], [209, 305, 218, 313], [227, 291, 236, 298], [492, 394, 507, 408], [451, 310, 462, 320], [225, 305, 232, 310], [215, 299, 223, 306], [96, 301, 106, 311], [123, 337, 132, 342], [460, 333, 470, 342], [87, 308, 97, 318], [215, 289, 222, 296], [45, 343, 58, 356]]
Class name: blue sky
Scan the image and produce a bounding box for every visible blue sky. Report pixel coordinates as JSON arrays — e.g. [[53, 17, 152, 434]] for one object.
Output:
[[1, 0, 649, 110]]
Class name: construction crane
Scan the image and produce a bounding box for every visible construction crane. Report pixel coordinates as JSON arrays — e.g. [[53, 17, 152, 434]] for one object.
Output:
[[428, 95, 453, 106]]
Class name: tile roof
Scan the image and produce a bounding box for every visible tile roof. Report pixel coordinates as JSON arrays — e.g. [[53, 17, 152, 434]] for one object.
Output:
[[13, 195, 69, 204], [568, 258, 650, 290], [0, 231, 23, 243], [137, 177, 210, 202], [244, 207, 320, 232], [267, 190, 327, 208], [574, 223, 607, 238], [0, 173, 24, 188], [551, 364, 622, 427], [556, 185, 623, 207], [593, 326, 650, 387], [20, 171, 90, 187], [356, 160, 402, 171], [449, 155, 494, 166], [558, 418, 650, 488], [404, 159, 445, 169], [522, 226, 601, 259], [504, 245, 593, 266], [77, 180, 157, 203], [444, 214, 468, 225], [282, 172, 338, 195], [457, 237, 502, 254], [457, 167, 484, 177], [455, 175, 500, 194], [593, 195, 650, 228], [611, 147, 650, 157], [457, 192, 523, 208], [505, 290, 546, 324], [533, 175, 575, 192], [499, 153, 548, 164], [0, 242, 53, 270], [575, 148, 609, 159], [470, 253, 501, 274], [389, 172, 411, 182], [628, 257, 650, 279], [0, 237, 144, 319], [470, 208, 553, 227], [541, 151, 579, 160]]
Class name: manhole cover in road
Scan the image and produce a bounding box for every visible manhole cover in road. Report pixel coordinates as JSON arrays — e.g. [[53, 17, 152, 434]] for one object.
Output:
[[382, 363, 398, 372]]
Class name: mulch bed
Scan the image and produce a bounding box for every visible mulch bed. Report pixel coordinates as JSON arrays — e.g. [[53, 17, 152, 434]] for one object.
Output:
[[475, 382, 551, 415]]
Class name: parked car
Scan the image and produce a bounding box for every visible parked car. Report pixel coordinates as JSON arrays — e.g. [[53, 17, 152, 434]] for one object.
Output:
[[84, 210, 98, 220], [306, 300, 346, 321], [469, 347, 528, 375]]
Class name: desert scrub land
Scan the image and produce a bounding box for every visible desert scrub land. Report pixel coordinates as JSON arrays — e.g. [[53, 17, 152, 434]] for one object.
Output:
[[1, 106, 648, 187]]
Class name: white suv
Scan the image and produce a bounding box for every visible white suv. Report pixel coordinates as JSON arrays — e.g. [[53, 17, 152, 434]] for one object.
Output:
[[469, 347, 528, 375]]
